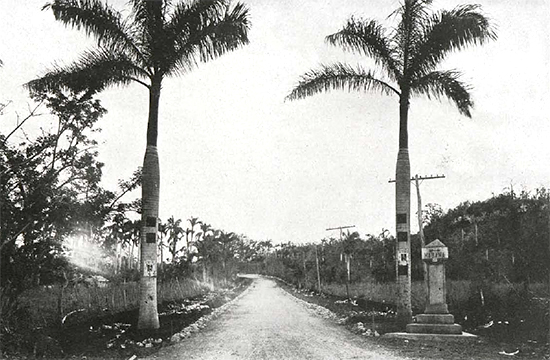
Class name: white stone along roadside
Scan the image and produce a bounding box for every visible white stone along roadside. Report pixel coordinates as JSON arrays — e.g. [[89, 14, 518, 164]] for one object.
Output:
[[144, 275, 408, 360]]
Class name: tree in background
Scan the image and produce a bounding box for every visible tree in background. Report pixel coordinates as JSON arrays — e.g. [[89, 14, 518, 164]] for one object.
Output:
[[423, 189, 550, 285], [287, 0, 496, 324], [1, 89, 113, 322], [158, 220, 168, 271], [27, 0, 250, 330], [166, 216, 184, 264], [217, 230, 238, 281], [195, 224, 216, 282]]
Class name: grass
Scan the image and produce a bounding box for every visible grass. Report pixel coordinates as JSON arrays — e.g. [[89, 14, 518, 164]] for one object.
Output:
[[15, 278, 216, 329], [2, 277, 252, 359], [320, 280, 547, 314], [279, 279, 550, 360]]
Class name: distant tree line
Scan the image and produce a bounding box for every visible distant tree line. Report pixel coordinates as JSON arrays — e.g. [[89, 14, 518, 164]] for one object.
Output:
[[423, 188, 550, 285], [262, 188, 550, 289], [261, 230, 397, 289]]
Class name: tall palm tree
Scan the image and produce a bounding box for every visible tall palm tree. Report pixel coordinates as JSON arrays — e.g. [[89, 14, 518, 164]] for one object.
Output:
[[287, 0, 495, 324], [27, 0, 250, 330]]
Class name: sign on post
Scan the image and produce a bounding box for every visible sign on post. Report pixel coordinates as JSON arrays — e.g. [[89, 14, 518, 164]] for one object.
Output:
[[421, 239, 448, 263]]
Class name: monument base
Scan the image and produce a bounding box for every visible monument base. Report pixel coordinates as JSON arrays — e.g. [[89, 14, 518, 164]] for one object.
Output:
[[383, 331, 478, 342], [416, 313, 455, 324], [406, 311, 462, 335], [406, 322, 462, 334]]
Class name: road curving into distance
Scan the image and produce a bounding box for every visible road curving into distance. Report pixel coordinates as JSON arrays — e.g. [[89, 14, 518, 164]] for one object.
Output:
[[146, 275, 406, 360]]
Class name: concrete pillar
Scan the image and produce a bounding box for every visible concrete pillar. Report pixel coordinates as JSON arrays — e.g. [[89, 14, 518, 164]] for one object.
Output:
[[406, 240, 462, 335]]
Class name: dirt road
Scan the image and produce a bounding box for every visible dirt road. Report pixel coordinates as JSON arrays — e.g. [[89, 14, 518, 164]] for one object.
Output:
[[147, 276, 405, 359]]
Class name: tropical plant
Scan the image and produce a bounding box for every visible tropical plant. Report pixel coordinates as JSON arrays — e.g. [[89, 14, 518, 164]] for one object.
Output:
[[286, 0, 496, 324], [166, 216, 183, 264], [341, 230, 360, 298], [186, 216, 201, 257], [27, 0, 250, 329], [158, 220, 168, 269], [216, 230, 238, 281]]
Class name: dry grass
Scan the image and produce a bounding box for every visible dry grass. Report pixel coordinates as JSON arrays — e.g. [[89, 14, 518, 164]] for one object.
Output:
[[320, 280, 546, 312], [16, 278, 214, 328]]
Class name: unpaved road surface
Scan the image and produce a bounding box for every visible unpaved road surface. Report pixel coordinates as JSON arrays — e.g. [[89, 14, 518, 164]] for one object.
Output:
[[147, 276, 406, 359]]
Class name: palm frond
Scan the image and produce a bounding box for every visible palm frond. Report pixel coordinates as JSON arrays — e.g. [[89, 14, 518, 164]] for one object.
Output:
[[163, 0, 228, 73], [392, 0, 432, 73], [128, 0, 166, 69], [44, 0, 145, 64], [410, 4, 497, 77], [326, 17, 401, 82], [411, 70, 473, 117], [25, 48, 149, 96], [286, 63, 400, 102], [165, 0, 250, 76]]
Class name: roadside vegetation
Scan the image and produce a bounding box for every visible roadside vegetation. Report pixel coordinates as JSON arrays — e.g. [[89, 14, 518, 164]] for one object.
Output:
[[0, 90, 268, 358], [261, 190, 550, 357], [279, 280, 548, 360]]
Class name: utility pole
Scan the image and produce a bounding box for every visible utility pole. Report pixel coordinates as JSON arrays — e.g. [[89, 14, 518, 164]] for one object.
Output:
[[389, 174, 445, 306], [326, 225, 356, 300], [315, 245, 321, 293]]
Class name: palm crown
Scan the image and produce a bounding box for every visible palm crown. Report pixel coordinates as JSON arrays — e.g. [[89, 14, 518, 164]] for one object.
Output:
[[287, 0, 496, 128], [28, 0, 249, 96]]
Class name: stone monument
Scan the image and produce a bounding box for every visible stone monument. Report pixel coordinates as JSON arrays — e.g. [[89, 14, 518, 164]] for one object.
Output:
[[406, 239, 462, 334]]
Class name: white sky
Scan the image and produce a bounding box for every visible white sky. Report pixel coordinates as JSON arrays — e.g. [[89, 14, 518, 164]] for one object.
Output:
[[1, 0, 549, 243]]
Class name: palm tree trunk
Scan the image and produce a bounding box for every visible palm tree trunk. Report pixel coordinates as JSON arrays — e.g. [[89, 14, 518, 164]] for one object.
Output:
[[202, 262, 208, 283], [138, 83, 161, 330], [395, 94, 412, 326], [172, 238, 177, 264]]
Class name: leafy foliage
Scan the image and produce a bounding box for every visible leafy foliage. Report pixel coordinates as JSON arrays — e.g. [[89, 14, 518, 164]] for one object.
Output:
[[0, 90, 116, 326], [423, 188, 550, 284]]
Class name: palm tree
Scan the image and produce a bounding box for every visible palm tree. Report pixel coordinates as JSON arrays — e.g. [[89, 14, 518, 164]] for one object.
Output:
[[217, 230, 237, 281], [166, 216, 183, 264], [198, 222, 213, 242], [187, 216, 201, 253], [341, 230, 360, 300], [287, 0, 495, 324], [27, 0, 250, 330], [195, 222, 213, 281], [122, 219, 141, 270], [157, 220, 168, 271]]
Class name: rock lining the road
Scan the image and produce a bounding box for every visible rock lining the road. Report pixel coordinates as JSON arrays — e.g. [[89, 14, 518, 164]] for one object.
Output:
[[281, 288, 340, 322], [169, 284, 253, 343]]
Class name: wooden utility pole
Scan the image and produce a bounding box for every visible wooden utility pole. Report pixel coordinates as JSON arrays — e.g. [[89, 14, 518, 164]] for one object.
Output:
[[390, 174, 445, 304], [315, 245, 321, 292], [327, 225, 356, 300]]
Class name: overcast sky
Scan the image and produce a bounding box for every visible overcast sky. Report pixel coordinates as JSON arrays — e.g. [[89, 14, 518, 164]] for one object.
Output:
[[1, 0, 549, 243]]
